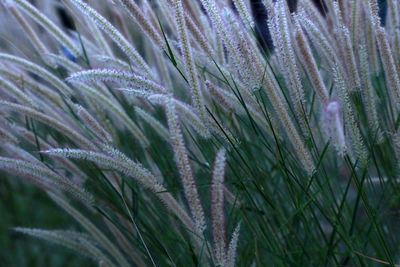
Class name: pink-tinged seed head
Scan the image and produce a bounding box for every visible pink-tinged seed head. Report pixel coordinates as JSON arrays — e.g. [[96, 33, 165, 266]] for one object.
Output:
[[326, 101, 339, 114], [324, 101, 346, 156]]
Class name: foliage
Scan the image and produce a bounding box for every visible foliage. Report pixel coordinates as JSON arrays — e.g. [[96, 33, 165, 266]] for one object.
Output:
[[0, 0, 400, 266]]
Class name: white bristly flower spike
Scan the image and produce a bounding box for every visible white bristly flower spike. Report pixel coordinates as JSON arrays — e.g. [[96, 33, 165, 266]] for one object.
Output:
[[324, 101, 346, 156], [298, 13, 337, 67], [165, 98, 206, 234], [184, 12, 214, 57], [44, 147, 198, 235], [145, 93, 211, 138], [293, 15, 329, 105], [68, 0, 153, 78], [0, 156, 94, 205], [333, 1, 360, 91], [359, 45, 383, 143], [115, 0, 165, 49], [74, 104, 113, 143], [375, 26, 400, 106], [172, 0, 207, 122], [273, 1, 308, 136], [0, 100, 95, 150], [226, 222, 241, 267], [0, 53, 72, 95], [333, 65, 367, 164], [73, 83, 149, 147], [232, 0, 254, 27], [275, 0, 305, 105], [211, 148, 227, 266], [67, 69, 166, 93], [199, 0, 243, 74], [261, 68, 315, 175]]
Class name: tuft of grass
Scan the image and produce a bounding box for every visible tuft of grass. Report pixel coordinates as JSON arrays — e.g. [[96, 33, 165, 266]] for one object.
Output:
[[0, 0, 400, 266]]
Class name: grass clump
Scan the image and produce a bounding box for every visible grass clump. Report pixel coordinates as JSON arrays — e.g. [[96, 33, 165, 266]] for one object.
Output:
[[0, 0, 400, 266]]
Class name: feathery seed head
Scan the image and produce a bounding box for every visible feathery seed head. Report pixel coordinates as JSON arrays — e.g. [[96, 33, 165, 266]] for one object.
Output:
[[324, 101, 346, 156]]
